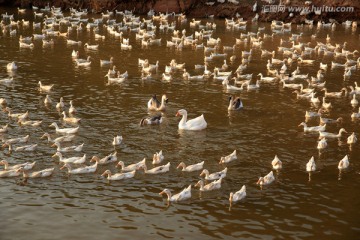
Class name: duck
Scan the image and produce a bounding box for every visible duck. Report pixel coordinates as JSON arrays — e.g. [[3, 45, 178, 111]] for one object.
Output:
[[5, 107, 29, 120], [223, 79, 246, 91], [351, 95, 358, 107], [305, 109, 322, 119], [6, 61, 17, 71], [219, 150, 237, 164], [319, 128, 347, 139], [338, 155, 349, 170], [91, 151, 117, 165], [112, 135, 123, 146], [0, 77, 14, 84], [51, 142, 84, 152], [228, 96, 243, 111], [49, 122, 79, 134], [18, 119, 42, 127], [3, 135, 29, 145], [310, 92, 320, 105], [229, 185, 246, 204], [52, 152, 86, 164], [319, 117, 343, 125], [116, 158, 146, 172], [200, 168, 227, 180], [257, 171, 275, 185], [0, 124, 9, 133], [152, 150, 164, 165], [41, 132, 75, 143], [75, 56, 91, 66], [257, 73, 276, 82], [100, 57, 114, 66], [61, 111, 81, 124], [44, 95, 52, 105], [195, 178, 222, 191], [298, 122, 326, 132], [140, 115, 163, 126], [16, 167, 54, 178], [322, 97, 332, 109], [177, 161, 204, 172], [13, 143, 38, 152], [71, 50, 79, 58], [69, 100, 77, 114], [317, 138, 328, 149], [306, 156, 316, 172], [0, 98, 7, 106], [56, 97, 65, 110], [176, 109, 207, 131], [147, 94, 168, 111], [137, 162, 170, 174], [0, 169, 21, 177], [60, 157, 98, 174], [351, 107, 360, 119], [84, 43, 99, 50], [0, 160, 36, 171], [101, 169, 136, 181], [38, 81, 54, 92], [347, 132, 357, 144], [159, 185, 192, 202], [271, 155, 282, 170]]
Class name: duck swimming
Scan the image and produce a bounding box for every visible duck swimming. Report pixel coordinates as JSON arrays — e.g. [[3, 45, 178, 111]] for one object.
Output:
[[117, 158, 146, 172], [147, 94, 168, 111], [306, 156, 316, 172], [271, 155, 282, 170], [152, 150, 164, 165], [177, 161, 204, 172], [228, 96, 243, 111], [338, 155, 349, 170], [229, 185, 246, 204], [176, 109, 207, 131], [137, 162, 170, 174], [257, 171, 275, 185], [195, 178, 222, 191], [101, 169, 136, 181], [219, 150, 237, 164], [200, 168, 227, 180], [140, 115, 163, 126], [159, 185, 192, 202]]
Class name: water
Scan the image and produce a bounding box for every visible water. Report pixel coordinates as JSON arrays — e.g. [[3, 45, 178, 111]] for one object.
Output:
[[1, 7, 360, 239]]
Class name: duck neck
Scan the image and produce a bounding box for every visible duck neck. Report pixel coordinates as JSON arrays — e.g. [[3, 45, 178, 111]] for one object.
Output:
[[179, 112, 188, 126]]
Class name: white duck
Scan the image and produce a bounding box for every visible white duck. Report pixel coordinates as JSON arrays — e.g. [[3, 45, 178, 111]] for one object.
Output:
[[14, 143, 38, 152], [147, 94, 168, 111], [152, 150, 164, 164], [69, 100, 77, 114], [38, 81, 54, 92], [101, 169, 136, 181], [140, 115, 163, 126], [137, 162, 170, 174], [298, 122, 326, 132], [7, 61, 17, 71], [257, 171, 275, 186], [271, 155, 282, 170], [228, 96, 243, 111], [41, 132, 75, 143], [0, 169, 21, 177], [51, 142, 84, 152], [306, 156, 316, 172], [0, 160, 36, 170], [159, 185, 192, 202], [177, 161, 204, 172], [112, 135, 123, 146], [338, 155, 349, 170], [60, 157, 99, 174], [176, 109, 207, 131], [0, 124, 9, 133], [56, 97, 65, 110], [61, 111, 81, 124], [195, 178, 222, 191], [200, 168, 227, 180], [219, 150, 237, 164], [44, 95, 52, 105], [17, 167, 54, 178], [317, 138, 328, 150], [351, 95, 358, 107], [319, 128, 347, 139], [49, 122, 79, 134], [117, 158, 146, 172], [257, 73, 276, 82], [91, 152, 117, 165], [229, 185, 246, 204], [347, 132, 357, 145], [52, 152, 86, 164]]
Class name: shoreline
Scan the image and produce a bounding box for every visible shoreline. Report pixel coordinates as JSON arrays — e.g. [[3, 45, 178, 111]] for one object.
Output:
[[0, 0, 359, 24]]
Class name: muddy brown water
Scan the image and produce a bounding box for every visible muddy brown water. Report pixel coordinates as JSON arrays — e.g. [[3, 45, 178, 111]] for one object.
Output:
[[0, 7, 359, 239]]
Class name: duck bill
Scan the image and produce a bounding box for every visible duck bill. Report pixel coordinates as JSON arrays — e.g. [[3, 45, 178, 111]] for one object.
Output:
[[175, 112, 180, 117]]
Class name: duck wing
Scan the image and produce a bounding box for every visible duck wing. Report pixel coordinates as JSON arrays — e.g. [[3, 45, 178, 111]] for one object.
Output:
[[185, 114, 207, 130]]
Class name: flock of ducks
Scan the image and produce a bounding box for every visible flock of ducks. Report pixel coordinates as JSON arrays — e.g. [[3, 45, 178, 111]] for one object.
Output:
[[0, 5, 359, 207]]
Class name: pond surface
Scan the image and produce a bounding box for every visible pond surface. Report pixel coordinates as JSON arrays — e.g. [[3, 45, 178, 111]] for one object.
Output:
[[0, 7, 360, 239]]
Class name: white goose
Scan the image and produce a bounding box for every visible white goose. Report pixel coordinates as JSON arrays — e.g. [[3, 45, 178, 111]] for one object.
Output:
[[257, 171, 275, 185], [49, 122, 79, 134], [159, 185, 192, 202], [306, 156, 316, 172], [219, 150, 237, 164], [229, 185, 246, 204], [101, 169, 136, 181], [176, 109, 207, 131], [338, 155, 349, 170], [177, 161, 204, 172], [52, 152, 86, 164], [195, 178, 222, 191], [271, 155, 282, 170], [152, 150, 164, 164], [117, 158, 146, 172]]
